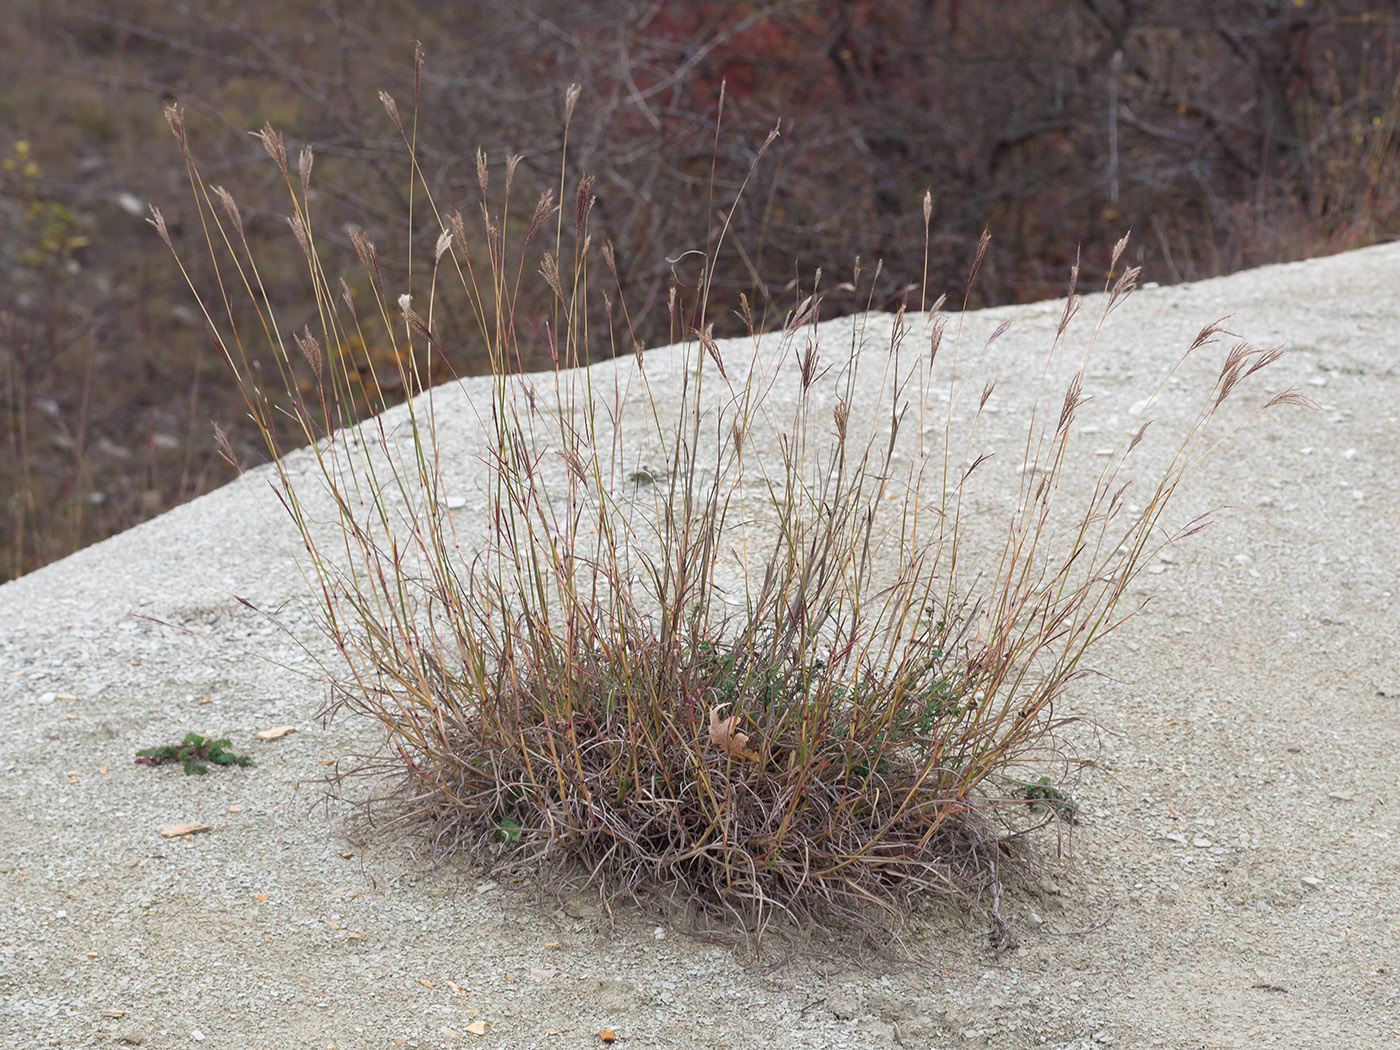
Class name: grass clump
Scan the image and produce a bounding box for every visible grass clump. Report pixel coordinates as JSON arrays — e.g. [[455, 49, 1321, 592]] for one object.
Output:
[[135, 732, 253, 777], [154, 56, 1309, 950]]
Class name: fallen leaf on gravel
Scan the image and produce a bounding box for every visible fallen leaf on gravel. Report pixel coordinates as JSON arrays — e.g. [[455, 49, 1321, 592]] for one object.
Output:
[[447, 980, 467, 995], [528, 968, 558, 981], [599, 1030, 617, 1043], [464, 1021, 488, 1036], [116, 1033, 144, 1045], [393, 1039, 408, 1047], [100, 1009, 126, 1018], [227, 804, 242, 813], [255, 725, 296, 740], [159, 822, 210, 838], [338, 850, 354, 859], [418, 978, 434, 989], [439, 1026, 457, 1037]]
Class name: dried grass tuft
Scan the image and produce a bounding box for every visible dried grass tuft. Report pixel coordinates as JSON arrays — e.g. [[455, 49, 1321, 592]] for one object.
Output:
[[158, 68, 1307, 956]]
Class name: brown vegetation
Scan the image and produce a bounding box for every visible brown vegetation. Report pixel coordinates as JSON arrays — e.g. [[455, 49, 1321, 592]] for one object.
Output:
[[2, 0, 1396, 580]]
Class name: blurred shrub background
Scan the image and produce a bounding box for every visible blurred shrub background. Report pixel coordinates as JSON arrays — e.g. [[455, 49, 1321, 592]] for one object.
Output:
[[2, 0, 1395, 581]]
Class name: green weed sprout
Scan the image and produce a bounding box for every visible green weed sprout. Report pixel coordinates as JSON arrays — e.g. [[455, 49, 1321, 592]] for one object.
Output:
[[135, 732, 253, 776]]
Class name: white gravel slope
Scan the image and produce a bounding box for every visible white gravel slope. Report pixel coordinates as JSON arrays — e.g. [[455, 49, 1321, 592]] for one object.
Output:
[[2, 243, 1397, 1049]]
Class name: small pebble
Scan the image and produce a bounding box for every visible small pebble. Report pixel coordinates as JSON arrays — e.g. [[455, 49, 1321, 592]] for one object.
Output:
[[1300, 876, 1324, 890]]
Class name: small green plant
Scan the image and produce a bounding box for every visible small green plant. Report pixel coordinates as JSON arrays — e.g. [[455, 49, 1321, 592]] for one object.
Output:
[[135, 732, 253, 776], [1010, 775, 1080, 823]]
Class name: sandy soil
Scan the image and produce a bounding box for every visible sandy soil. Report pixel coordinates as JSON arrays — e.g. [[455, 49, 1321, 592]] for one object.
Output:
[[2, 243, 1396, 1049]]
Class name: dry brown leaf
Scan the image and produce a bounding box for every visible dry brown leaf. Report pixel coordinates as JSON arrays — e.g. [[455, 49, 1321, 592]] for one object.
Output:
[[100, 1009, 126, 1018], [708, 703, 761, 763], [598, 1030, 617, 1043], [447, 980, 467, 995], [159, 822, 210, 838], [393, 1039, 408, 1047], [254, 725, 296, 741], [418, 978, 434, 989], [464, 1020, 488, 1036]]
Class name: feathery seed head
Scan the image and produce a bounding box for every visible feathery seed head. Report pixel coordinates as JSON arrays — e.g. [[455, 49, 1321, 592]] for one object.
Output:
[[298, 145, 313, 201], [379, 91, 403, 133], [257, 124, 287, 175]]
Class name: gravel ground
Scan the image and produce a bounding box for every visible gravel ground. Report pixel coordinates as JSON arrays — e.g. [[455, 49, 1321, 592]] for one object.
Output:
[[2, 243, 1397, 1049]]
